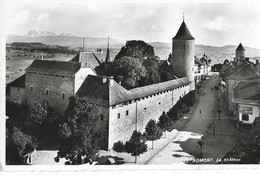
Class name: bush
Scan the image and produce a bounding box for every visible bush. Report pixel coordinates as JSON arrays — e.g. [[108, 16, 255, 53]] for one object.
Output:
[[113, 141, 125, 152]]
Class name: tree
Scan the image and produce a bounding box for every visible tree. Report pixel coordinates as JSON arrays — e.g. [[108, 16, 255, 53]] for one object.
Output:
[[6, 100, 30, 126], [141, 56, 161, 86], [55, 97, 100, 165], [158, 112, 174, 138], [29, 102, 48, 125], [144, 119, 163, 149], [6, 124, 38, 165], [125, 130, 147, 163], [112, 56, 146, 89], [168, 106, 180, 121], [114, 40, 155, 61]]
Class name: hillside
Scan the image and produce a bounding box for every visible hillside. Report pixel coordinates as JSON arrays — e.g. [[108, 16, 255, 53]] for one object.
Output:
[[7, 35, 124, 48], [149, 42, 260, 64], [6, 34, 260, 65]]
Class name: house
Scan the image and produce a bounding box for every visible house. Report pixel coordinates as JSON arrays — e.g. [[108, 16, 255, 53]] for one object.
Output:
[[232, 77, 260, 126], [224, 63, 259, 114]]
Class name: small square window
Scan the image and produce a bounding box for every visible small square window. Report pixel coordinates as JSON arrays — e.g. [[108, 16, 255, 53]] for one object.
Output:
[[126, 110, 129, 116], [118, 113, 120, 119], [159, 102, 161, 105], [242, 114, 249, 121], [144, 108, 146, 111]]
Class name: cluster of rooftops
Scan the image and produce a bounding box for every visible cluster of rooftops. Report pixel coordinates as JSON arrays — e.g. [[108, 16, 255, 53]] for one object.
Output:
[[7, 57, 191, 107]]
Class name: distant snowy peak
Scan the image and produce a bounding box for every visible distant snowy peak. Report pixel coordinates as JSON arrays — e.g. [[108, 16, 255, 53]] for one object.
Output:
[[25, 30, 74, 37], [25, 30, 58, 37]]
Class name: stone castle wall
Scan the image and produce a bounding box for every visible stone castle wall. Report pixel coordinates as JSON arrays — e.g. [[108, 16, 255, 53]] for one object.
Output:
[[7, 86, 25, 104], [25, 72, 74, 113], [107, 84, 190, 149]]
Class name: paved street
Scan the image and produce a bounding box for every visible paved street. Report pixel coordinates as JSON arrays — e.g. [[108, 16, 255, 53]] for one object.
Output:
[[146, 74, 249, 164]]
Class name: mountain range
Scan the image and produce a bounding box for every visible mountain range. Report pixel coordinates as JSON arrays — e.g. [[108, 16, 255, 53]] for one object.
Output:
[[25, 30, 75, 37], [6, 30, 260, 64]]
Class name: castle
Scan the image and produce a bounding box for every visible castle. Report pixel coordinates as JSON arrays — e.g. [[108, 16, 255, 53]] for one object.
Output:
[[7, 20, 201, 150]]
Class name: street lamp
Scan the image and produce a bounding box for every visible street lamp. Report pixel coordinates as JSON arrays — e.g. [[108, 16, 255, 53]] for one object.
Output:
[[197, 140, 204, 158]]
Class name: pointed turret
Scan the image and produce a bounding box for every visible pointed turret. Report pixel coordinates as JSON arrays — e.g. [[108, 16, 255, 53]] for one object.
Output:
[[105, 37, 110, 63], [235, 43, 245, 61], [236, 43, 245, 51], [172, 18, 195, 91], [173, 21, 194, 40]]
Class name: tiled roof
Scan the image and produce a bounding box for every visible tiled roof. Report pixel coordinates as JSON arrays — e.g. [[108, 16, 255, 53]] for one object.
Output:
[[173, 21, 194, 40], [25, 59, 81, 77], [70, 52, 104, 69], [7, 74, 25, 88], [76, 75, 130, 106], [195, 57, 204, 65], [128, 77, 190, 102], [236, 43, 245, 51], [233, 80, 260, 101], [222, 63, 259, 81], [76, 75, 190, 106]]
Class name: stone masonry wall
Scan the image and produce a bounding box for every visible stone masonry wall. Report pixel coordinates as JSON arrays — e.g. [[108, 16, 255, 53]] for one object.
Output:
[[108, 84, 190, 149], [25, 72, 74, 114], [8, 87, 25, 104]]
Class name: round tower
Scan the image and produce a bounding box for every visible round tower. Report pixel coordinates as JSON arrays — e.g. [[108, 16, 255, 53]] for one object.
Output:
[[235, 43, 245, 60], [172, 20, 195, 91]]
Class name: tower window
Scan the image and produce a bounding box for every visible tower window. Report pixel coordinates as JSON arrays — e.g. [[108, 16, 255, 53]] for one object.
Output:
[[62, 93, 65, 98], [45, 89, 49, 95], [118, 113, 120, 119], [17, 88, 19, 92], [30, 86, 33, 91], [100, 114, 104, 121], [126, 110, 129, 116]]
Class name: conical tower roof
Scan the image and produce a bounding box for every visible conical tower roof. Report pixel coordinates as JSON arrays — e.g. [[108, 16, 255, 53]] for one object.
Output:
[[236, 43, 245, 51], [173, 21, 194, 40]]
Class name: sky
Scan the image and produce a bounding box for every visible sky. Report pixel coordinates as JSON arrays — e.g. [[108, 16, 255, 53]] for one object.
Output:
[[2, 0, 260, 48]]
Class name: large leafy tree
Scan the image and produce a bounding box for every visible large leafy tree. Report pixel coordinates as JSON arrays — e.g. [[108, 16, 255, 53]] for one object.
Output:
[[29, 101, 48, 125], [114, 40, 155, 61], [112, 56, 146, 89], [6, 124, 38, 165], [158, 112, 175, 138], [55, 97, 100, 165], [144, 119, 162, 149], [25, 101, 58, 139], [141, 56, 161, 86], [125, 130, 147, 163]]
